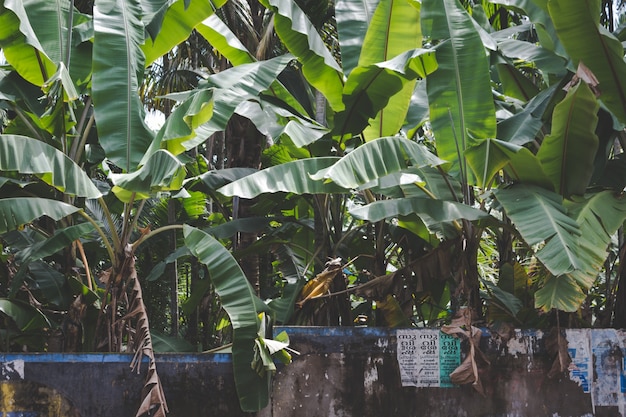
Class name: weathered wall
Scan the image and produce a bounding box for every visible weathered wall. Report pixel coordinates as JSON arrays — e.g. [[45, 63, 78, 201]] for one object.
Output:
[[260, 327, 626, 417], [0, 328, 624, 416]]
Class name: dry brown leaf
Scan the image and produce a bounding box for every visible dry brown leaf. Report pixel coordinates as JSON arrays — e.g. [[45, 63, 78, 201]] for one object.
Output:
[[545, 327, 571, 379], [296, 258, 343, 308]]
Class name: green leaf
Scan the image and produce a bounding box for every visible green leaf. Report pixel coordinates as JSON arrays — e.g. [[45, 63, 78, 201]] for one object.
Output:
[[146, 246, 191, 282], [0, 298, 50, 331], [537, 81, 599, 197], [548, 0, 626, 124], [465, 138, 552, 189], [497, 39, 567, 75], [142, 0, 228, 65], [334, 48, 438, 139], [0, 135, 102, 198], [358, 0, 422, 140], [183, 225, 268, 412], [25, 261, 72, 308], [218, 157, 345, 198], [534, 274, 585, 312], [195, 14, 255, 66], [151, 331, 196, 352], [93, 0, 154, 172], [495, 185, 581, 277], [260, 0, 344, 111], [0, 0, 56, 86], [153, 55, 294, 157], [350, 197, 490, 224], [565, 191, 626, 288], [312, 136, 444, 189], [109, 150, 186, 202], [422, 0, 496, 181], [335, 0, 380, 76], [0, 198, 80, 234]]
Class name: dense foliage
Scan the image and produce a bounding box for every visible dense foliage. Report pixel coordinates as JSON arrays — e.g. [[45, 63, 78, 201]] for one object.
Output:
[[1, 0, 626, 413]]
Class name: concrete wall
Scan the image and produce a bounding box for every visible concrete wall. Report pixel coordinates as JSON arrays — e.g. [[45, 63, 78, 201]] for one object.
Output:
[[0, 327, 625, 416]]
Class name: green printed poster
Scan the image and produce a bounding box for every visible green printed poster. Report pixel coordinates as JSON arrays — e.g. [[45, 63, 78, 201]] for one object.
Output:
[[396, 329, 460, 388], [439, 333, 460, 387]]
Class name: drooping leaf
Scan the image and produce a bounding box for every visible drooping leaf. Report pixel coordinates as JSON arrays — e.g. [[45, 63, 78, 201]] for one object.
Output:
[[0, 135, 102, 198], [195, 14, 255, 66], [465, 138, 551, 189], [358, 0, 422, 140], [0, 0, 56, 86], [422, 0, 496, 182], [565, 191, 626, 289], [497, 39, 567, 76], [218, 157, 345, 198], [151, 331, 196, 352], [534, 274, 585, 312], [183, 225, 268, 412], [109, 150, 186, 202], [93, 0, 154, 172], [495, 185, 581, 277], [334, 48, 438, 139], [260, 0, 344, 111], [0, 298, 50, 331], [312, 136, 444, 189], [537, 81, 599, 197], [152, 55, 294, 157], [0, 198, 80, 234], [142, 0, 228, 65], [335, 0, 380, 76], [350, 197, 490, 224], [25, 261, 72, 308], [548, 0, 626, 124]]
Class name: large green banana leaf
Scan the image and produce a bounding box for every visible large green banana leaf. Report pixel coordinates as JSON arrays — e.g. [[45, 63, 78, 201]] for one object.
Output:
[[93, 0, 154, 172], [0, 1, 56, 86], [218, 157, 345, 198], [549, 0, 626, 124], [537, 81, 599, 197], [465, 138, 551, 189], [495, 185, 582, 277], [0, 299, 50, 332], [150, 55, 294, 157], [350, 197, 490, 223], [12, 222, 95, 296], [497, 39, 567, 76], [109, 150, 186, 202], [333, 48, 438, 139], [142, 0, 228, 65], [422, 0, 496, 182], [0, 135, 101, 198], [564, 191, 626, 289], [534, 274, 586, 312], [183, 225, 268, 412], [0, 198, 80, 233], [335, 0, 380, 77], [195, 14, 255, 66], [195, 16, 309, 117], [259, 0, 344, 111], [358, 0, 422, 140], [311, 136, 444, 189]]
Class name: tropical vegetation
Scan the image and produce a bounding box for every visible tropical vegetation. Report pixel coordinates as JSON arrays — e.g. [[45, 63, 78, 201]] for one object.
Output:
[[1, 0, 626, 414]]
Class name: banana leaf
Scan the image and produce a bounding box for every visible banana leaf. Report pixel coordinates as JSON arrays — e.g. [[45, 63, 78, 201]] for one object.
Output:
[[0, 135, 101, 198], [142, 0, 228, 65], [183, 225, 268, 412], [311, 136, 444, 189], [0, 198, 80, 234], [218, 157, 345, 198], [358, 0, 422, 140], [349, 197, 490, 224], [495, 185, 582, 277], [335, 0, 380, 77], [333, 48, 438, 139], [549, 0, 626, 124], [534, 274, 585, 312], [422, 0, 496, 182], [537, 81, 599, 197], [260, 0, 344, 111], [93, 0, 154, 172]]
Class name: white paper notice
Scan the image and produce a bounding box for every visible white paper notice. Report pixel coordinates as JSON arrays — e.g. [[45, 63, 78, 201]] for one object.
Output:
[[397, 329, 460, 387]]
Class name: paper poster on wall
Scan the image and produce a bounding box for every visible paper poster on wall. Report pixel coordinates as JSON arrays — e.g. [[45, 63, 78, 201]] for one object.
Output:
[[396, 329, 460, 388], [591, 329, 623, 406], [566, 328, 591, 394]]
